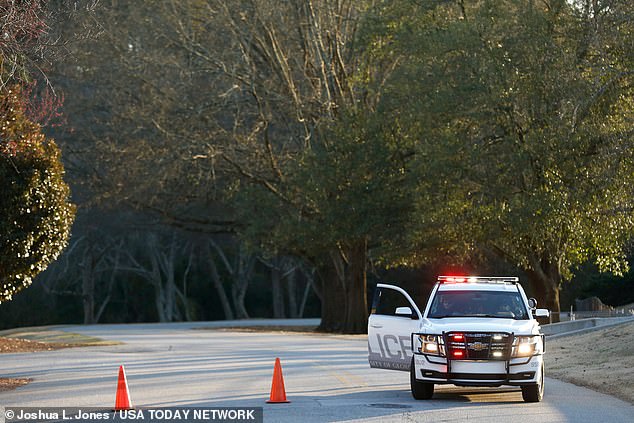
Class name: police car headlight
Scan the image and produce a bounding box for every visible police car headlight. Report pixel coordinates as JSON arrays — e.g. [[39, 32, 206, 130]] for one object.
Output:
[[417, 334, 443, 356], [512, 336, 541, 357]]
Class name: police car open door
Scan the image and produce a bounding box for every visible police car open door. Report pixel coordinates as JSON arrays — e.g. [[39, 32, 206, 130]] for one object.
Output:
[[368, 283, 422, 371]]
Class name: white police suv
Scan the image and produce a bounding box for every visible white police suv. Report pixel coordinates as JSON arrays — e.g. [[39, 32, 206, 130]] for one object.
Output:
[[368, 276, 549, 402]]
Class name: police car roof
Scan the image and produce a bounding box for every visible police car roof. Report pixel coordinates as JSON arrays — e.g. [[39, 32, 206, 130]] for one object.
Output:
[[437, 282, 519, 292]]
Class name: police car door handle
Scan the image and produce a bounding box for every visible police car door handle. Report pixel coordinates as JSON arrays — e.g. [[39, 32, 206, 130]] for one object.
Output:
[[370, 324, 383, 328]]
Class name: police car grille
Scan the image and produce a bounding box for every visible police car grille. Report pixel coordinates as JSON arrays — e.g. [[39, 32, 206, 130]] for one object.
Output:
[[447, 332, 511, 360]]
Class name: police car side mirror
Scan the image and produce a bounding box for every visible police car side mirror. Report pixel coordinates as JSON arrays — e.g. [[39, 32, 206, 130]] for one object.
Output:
[[395, 306, 416, 319], [534, 309, 550, 318], [528, 298, 537, 309]]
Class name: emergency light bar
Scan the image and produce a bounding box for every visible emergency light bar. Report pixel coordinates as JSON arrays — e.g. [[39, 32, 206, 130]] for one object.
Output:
[[438, 276, 519, 284]]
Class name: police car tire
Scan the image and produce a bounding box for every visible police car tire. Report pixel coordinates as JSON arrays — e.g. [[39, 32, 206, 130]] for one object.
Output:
[[410, 356, 434, 400], [521, 364, 544, 402]]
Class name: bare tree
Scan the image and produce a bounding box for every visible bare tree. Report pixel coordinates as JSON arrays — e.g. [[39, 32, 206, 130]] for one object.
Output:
[[1, 1, 99, 114], [208, 239, 256, 319], [260, 256, 314, 318], [41, 231, 122, 324], [53, 0, 395, 332], [156, 0, 380, 332], [121, 231, 193, 322]]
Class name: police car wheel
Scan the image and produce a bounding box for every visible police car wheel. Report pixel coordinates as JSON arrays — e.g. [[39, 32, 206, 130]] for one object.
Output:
[[410, 356, 434, 400], [521, 363, 544, 402]]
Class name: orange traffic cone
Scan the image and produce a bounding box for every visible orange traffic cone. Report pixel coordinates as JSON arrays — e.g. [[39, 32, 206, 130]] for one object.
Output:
[[266, 357, 290, 403], [114, 365, 133, 410]]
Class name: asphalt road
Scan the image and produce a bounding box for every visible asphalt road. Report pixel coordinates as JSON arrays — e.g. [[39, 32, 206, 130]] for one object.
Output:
[[1, 321, 633, 422]]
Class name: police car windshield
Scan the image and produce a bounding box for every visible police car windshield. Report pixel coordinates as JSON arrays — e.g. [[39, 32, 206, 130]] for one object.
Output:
[[428, 290, 529, 320]]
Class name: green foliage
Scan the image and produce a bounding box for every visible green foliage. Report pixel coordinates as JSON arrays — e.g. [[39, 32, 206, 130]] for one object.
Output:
[[0, 86, 75, 303], [364, 0, 634, 287], [233, 111, 417, 263], [299, 114, 415, 256], [235, 0, 634, 303]]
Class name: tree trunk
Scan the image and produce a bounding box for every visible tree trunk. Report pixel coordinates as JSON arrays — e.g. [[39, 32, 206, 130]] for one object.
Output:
[[149, 249, 168, 323], [343, 239, 368, 334], [231, 246, 254, 319], [271, 261, 285, 318], [81, 249, 96, 325], [315, 259, 347, 332], [286, 264, 298, 318], [525, 253, 562, 323], [209, 240, 254, 319], [316, 238, 369, 334], [298, 265, 315, 318], [231, 286, 250, 319], [177, 247, 195, 321], [547, 288, 561, 319], [165, 271, 177, 322], [163, 242, 176, 321], [94, 245, 121, 323], [203, 242, 235, 320]]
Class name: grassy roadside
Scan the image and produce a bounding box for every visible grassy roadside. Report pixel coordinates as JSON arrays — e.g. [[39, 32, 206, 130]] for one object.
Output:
[[545, 320, 634, 404], [0, 326, 118, 392], [0, 326, 116, 346]]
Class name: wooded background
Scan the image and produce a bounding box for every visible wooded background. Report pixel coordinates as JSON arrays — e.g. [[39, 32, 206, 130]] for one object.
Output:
[[1, 0, 633, 332]]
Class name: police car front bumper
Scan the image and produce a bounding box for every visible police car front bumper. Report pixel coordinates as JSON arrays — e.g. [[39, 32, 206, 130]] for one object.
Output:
[[413, 353, 543, 387]]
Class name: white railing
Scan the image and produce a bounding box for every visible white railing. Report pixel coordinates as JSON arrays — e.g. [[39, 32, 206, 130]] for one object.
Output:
[[553, 308, 634, 322]]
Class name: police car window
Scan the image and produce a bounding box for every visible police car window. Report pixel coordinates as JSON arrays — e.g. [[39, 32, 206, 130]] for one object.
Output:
[[428, 290, 529, 319], [374, 288, 412, 316]]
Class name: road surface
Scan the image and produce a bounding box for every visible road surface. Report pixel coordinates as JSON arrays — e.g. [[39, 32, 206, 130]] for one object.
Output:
[[1, 321, 633, 422]]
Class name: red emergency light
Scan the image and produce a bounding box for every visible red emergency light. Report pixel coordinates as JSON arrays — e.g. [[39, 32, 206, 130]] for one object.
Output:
[[438, 276, 470, 284], [438, 275, 519, 284]]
